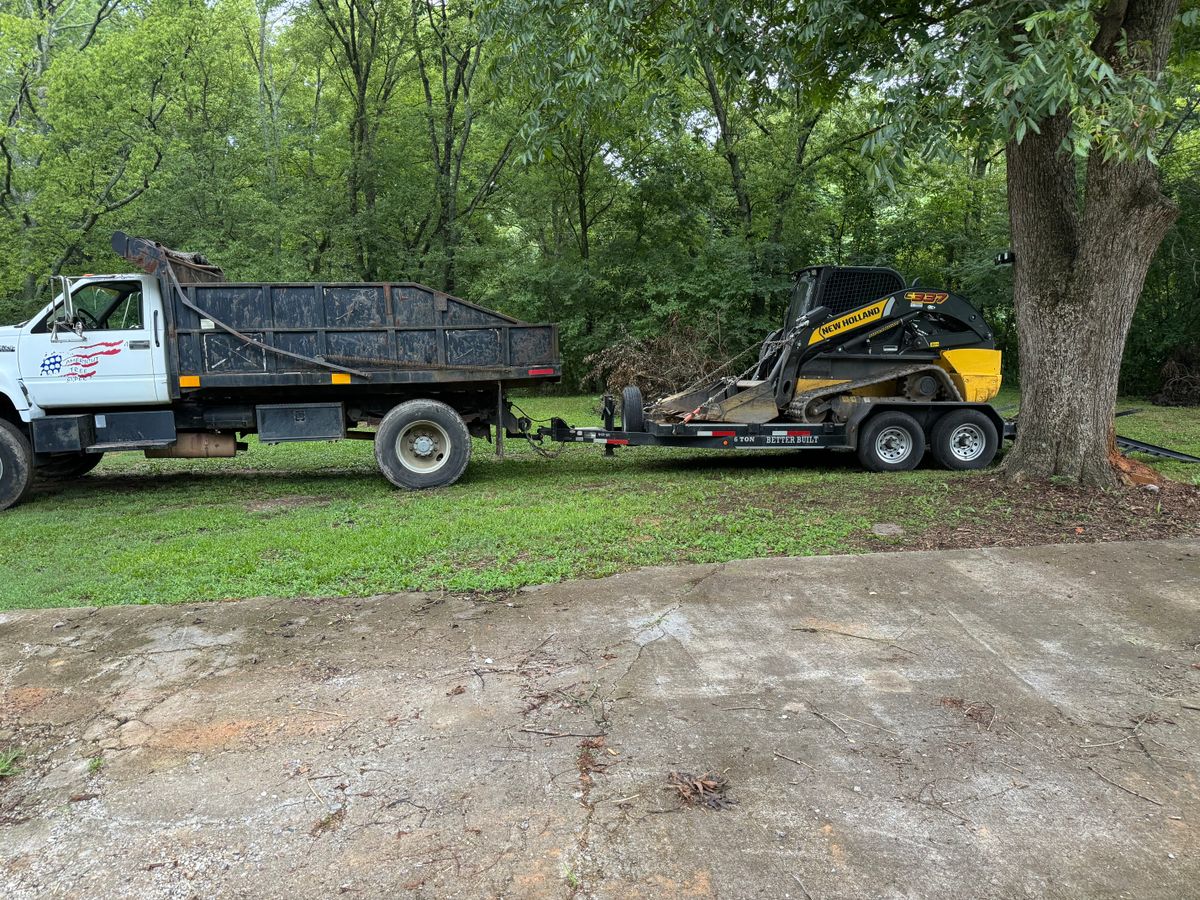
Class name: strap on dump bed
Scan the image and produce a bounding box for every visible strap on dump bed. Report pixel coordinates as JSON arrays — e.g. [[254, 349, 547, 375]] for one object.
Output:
[[113, 231, 369, 381]]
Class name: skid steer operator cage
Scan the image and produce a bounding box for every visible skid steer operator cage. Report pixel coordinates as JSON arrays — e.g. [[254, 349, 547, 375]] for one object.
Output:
[[789, 266, 906, 323]]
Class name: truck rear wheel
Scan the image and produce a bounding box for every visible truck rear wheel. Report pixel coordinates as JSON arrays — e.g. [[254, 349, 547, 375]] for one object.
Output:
[[930, 409, 998, 470], [375, 399, 472, 490], [36, 452, 105, 482], [0, 419, 35, 511], [857, 411, 925, 472]]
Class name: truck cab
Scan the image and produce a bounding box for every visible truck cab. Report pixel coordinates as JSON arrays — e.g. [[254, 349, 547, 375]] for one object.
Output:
[[2, 274, 170, 419]]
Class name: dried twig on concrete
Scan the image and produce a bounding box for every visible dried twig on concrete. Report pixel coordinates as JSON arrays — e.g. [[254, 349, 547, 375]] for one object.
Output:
[[1088, 766, 1164, 807], [519, 727, 606, 739], [811, 709, 851, 737], [305, 776, 332, 813], [772, 750, 817, 772], [839, 714, 899, 736], [790, 624, 915, 656]]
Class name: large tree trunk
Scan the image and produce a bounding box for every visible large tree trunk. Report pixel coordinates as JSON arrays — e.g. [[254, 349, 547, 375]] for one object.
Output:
[[1003, 0, 1180, 488], [1005, 138, 1178, 487]]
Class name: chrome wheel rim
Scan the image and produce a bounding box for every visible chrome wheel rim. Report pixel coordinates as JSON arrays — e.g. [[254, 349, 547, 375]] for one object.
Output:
[[396, 420, 450, 474], [875, 426, 912, 464], [949, 423, 985, 462]]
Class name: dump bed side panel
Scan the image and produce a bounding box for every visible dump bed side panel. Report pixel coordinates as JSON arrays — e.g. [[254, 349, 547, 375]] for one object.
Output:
[[168, 281, 558, 388]]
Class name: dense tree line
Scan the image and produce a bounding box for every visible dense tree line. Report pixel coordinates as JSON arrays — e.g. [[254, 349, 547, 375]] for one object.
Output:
[[0, 0, 1196, 410]]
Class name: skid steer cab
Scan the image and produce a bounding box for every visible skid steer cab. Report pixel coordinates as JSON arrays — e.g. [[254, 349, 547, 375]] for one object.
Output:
[[538, 265, 1008, 473], [0, 232, 562, 511]]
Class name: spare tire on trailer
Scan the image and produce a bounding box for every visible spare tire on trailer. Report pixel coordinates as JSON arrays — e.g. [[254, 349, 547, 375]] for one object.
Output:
[[621, 385, 645, 433], [0, 419, 35, 511], [375, 399, 472, 490]]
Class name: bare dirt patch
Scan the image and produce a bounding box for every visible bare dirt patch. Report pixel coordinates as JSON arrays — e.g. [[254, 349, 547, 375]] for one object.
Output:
[[245, 495, 332, 514], [766, 475, 1200, 553], [896, 477, 1200, 550], [1, 688, 56, 717]]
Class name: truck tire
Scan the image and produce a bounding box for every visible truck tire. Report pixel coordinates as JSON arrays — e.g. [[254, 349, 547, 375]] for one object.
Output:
[[930, 409, 998, 470], [0, 419, 35, 511], [36, 452, 105, 482], [621, 385, 645, 433], [857, 411, 925, 472], [375, 399, 472, 490]]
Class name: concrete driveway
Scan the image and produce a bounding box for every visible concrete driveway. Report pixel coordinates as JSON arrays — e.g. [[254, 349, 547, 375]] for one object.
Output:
[[1, 540, 1198, 899]]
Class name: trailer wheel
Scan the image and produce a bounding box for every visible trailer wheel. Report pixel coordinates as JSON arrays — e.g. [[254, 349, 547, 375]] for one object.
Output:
[[0, 419, 35, 511], [36, 452, 105, 482], [857, 411, 925, 472], [375, 399, 472, 490], [930, 409, 998, 470], [621, 385, 645, 433]]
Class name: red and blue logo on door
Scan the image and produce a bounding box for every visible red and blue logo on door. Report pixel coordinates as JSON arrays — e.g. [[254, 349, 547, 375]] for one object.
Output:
[[40, 340, 124, 380]]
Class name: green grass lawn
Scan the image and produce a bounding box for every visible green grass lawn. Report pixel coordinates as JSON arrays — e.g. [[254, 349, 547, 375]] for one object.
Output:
[[1, 390, 1196, 610]]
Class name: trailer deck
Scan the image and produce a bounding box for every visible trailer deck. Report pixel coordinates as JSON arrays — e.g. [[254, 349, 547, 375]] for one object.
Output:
[[538, 398, 1008, 460], [538, 400, 1200, 467]]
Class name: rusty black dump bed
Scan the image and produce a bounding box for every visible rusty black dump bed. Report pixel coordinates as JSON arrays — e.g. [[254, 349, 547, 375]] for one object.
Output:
[[112, 232, 560, 396]]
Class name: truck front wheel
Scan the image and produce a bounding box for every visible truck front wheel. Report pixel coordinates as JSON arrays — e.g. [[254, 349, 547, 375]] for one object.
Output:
[[0, 419, 35, 511], [375, 399, 472, 490], [36, 452, 105, 482]]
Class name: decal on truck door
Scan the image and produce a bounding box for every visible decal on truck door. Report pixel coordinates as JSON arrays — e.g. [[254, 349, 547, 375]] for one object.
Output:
[[40, 340, 124, 380]]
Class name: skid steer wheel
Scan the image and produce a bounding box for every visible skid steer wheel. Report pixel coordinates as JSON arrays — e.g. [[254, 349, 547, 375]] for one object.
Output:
[[857, 411, 926, 472], [0, 419, 35, 511], [36, 452, 105, 482], [930, 409, 999, 470], [621, 385, 645, 433], [375, 399, 472, 490]]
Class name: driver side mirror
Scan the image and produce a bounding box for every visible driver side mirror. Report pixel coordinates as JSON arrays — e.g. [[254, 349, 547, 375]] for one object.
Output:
[[47, 274, 85, 341], [49, 312, 86, 342]]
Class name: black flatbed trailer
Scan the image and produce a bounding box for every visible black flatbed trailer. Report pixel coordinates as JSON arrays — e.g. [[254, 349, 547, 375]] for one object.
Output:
[[541, 399, 1200, 470], [538, 397, 1010, 471]]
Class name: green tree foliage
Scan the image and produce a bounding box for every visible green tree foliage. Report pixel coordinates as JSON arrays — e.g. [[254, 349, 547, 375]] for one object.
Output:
[[0, 0, 1196, 409], [486, 0, 1200, 487]]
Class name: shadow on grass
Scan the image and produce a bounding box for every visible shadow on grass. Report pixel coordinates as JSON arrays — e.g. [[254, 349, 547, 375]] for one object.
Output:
[[27, 442, 960, 509]]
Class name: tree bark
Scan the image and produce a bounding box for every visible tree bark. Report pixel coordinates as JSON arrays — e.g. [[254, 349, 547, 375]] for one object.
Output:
[[1003, 0, 1180, 488], [701, 58, 753, 240]]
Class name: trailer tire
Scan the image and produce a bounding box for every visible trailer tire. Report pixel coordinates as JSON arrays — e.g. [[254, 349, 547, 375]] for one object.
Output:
[[621, 385, 645, 433], [36, 452, 105, 482], [930, 409, 998, 470], [857, 411, 925, 472], [375, 399, 472, 490], [0, 419, 35, 511]]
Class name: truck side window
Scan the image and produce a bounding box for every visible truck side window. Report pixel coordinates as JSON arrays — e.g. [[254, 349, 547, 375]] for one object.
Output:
[[34, 282, 144, 333]]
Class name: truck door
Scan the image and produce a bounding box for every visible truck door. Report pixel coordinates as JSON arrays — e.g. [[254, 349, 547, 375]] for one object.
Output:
[[18, 277, 169, 409]]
